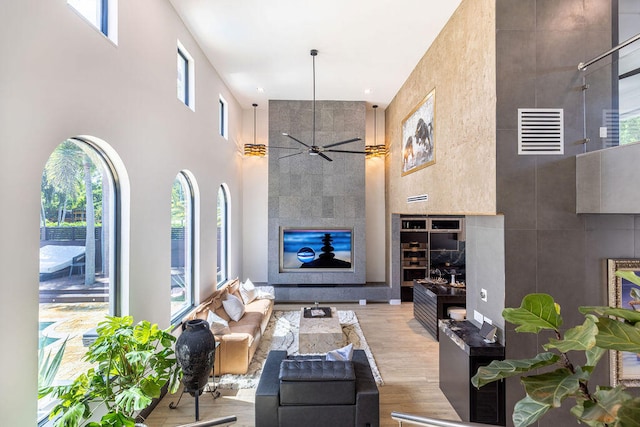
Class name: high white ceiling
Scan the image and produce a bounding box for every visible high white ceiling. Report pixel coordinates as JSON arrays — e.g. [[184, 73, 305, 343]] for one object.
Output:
[[169, 0, 462, 110]]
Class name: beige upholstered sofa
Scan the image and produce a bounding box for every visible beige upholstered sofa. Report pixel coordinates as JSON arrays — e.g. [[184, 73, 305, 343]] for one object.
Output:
[[187, 278, 274, 375]]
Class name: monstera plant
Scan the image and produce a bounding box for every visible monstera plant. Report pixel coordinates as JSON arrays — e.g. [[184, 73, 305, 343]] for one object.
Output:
[[471, 271, 640, 427], [39, 316, 181, 427]]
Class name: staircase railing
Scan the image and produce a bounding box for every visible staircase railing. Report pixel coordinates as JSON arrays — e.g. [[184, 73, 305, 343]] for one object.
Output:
[[175, 415, 237, 427], [391, 412, 497, 427]]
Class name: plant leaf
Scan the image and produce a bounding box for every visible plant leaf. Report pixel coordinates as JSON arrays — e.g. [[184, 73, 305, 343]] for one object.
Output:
[[580, 306, 640, 323], [616, 270, 640, 287], [471, 352, 559, 388], [617, 397, 640, 427], [503, 294, 563, 333], [520, 368, 582, 407], [585, 345, 607, 368], [595, 317, 640, 353], [512, 395, 552, 427], [114, 386, 152, 417], [578, 386, 632, 425], [544, 317, 597, 353]]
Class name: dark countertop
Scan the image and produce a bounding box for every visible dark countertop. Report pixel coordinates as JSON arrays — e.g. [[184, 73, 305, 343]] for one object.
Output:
[[414, 279, 467, 297], [439, 319, 504, 357]]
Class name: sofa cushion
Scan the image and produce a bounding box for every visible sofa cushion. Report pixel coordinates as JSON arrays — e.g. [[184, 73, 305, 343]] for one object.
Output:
[[207, 309, 231, 335], [326, 343, 354, 361], [222, 293, 245, 321], [240, 278, 258, 304], [278, 360, 356, 405]]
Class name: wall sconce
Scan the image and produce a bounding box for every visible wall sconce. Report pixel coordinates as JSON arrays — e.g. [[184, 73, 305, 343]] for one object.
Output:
[[366, 105, 386, 158], [243, 103, 266, 157]]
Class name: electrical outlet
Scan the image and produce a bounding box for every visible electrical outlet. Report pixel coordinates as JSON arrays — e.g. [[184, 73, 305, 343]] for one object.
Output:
[[480, 288, 488, 302]]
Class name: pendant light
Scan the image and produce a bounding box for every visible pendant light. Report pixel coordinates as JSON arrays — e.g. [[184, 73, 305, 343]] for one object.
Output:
[[365, 105, 386, 157], [243, 103, 266, 156]]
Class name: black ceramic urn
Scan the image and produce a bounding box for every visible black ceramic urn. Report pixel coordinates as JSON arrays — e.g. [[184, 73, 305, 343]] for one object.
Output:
[[175, 319, 216, 396]]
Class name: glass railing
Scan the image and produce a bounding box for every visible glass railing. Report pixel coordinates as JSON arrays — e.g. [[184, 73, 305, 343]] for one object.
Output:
[[582, 34, 640, 152]]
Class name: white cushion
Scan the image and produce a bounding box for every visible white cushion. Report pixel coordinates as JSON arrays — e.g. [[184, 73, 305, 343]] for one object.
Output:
[[326, 343, 354, 361], [255, 285, 275, 300], [206, 310, 230, 335], [222, 293, 245, 321], [240, 278, 257, 304]]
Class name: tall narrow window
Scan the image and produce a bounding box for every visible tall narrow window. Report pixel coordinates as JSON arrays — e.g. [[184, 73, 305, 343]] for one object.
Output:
[[217, 185, 229, 286], [219, 95, 228, 139], [171, 172, 195, 321], [177, 41, 195, 110], [67, 0, 118, 43], [38, 138, 119, 422]]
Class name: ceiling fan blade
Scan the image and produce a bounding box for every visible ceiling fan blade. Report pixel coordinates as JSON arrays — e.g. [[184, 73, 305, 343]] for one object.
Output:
[[325, 149, 367, 154], [279, 151, 303, 160], [318, 152, 333, 162], [282, 133, 310, 148], [323, 137, 362, 149], [268, 145, 301, 150]]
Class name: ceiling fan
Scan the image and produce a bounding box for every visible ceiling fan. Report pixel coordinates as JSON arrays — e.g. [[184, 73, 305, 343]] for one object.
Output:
[[277, 49, 365, 162]]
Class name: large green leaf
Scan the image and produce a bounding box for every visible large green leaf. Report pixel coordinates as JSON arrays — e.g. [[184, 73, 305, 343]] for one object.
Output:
[[595, 317, 640, 353], [503, 294, 563, 333], [520, 368, 582, 407], [585, 345, 607, 368], [617, 397, 640, 427], [616, 270, 640, 288], [544, 317, 597, 353], [578, 386, 632, 425], [512, 395, 552, 427], [471, 352, 559, 388], [580, 306, 640, 324]]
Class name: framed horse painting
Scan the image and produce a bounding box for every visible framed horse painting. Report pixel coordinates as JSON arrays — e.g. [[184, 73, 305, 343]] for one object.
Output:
[[401, 89, 435, 176]]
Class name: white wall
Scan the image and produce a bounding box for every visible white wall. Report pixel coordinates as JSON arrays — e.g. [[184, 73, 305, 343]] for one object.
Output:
[[0, 0, 243, 423]]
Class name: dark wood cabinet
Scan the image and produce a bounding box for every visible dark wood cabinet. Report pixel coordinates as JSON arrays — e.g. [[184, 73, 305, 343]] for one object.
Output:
[[439, 320, 505, 426], [413, 280, 465, 340]]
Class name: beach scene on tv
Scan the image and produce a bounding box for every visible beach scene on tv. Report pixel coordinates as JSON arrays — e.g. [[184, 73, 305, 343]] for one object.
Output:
[[282, 229, 352, 270]]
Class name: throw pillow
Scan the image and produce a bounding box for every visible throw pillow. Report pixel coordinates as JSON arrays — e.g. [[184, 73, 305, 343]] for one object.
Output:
[[222, 293, 245, 322], [326, 343, 354, 361], [240, 278, 257, 304], [206, 309, 231, 335], [255, 285, 275, 300]]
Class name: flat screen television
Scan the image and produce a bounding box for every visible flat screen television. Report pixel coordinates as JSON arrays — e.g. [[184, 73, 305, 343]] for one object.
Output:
[[280, 228, 353, 272]]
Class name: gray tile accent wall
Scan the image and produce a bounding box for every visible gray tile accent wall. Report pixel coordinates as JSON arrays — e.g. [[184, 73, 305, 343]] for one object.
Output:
[[494, 1, 639, 425], [267, 100, 368, 290]]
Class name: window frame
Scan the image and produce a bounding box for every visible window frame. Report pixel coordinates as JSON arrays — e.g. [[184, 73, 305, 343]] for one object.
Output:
[[177, 41, 195, 111], [216, 185, 229, 287], [219, 95, 228, 139], [170, 172, 196, 323], [67, 0, 118, 44]]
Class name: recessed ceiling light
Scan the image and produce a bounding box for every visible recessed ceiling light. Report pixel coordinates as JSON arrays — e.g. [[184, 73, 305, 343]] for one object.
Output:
[[257, 87, 264, 93], [364, 89, 371, 94]]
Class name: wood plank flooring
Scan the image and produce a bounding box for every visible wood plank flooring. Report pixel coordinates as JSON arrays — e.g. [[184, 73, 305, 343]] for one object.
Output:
[[144, 302, 460, 427]]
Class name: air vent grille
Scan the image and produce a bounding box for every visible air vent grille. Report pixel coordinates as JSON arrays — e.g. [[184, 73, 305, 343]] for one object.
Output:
[[518, 108, 564, 155], [407, 194, 428, 203]]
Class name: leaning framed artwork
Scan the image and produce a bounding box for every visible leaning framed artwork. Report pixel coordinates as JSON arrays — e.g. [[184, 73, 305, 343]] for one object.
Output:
[[607, 258, 640, 387], [401, 88, 435, 176]]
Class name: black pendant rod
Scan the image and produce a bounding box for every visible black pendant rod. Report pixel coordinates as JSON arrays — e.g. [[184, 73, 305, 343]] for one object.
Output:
[[252, 103, 258, 144], [311, 49, 317, 147]]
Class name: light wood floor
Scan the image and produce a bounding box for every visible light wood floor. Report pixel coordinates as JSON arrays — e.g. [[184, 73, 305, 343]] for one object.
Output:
[[144, 302, 460, 427]]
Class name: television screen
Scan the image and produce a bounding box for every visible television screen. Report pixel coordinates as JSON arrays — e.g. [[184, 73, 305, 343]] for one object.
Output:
[[280, 228, 353, 271]]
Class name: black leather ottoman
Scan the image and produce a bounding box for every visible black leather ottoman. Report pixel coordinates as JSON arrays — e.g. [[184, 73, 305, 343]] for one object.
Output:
[[255, 350, 379, 427]]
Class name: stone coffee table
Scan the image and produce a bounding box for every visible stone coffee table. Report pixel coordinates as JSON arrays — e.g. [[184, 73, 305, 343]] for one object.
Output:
[[298, 306, 345, 354]]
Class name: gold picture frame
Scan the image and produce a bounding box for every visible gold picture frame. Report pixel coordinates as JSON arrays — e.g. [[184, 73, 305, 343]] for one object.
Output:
[[401, 89, 435, 176], [607, 258, 640, 387]]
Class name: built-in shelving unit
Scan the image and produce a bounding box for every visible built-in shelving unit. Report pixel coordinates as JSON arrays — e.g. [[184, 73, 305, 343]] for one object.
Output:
[[399, 215, 465, 301]]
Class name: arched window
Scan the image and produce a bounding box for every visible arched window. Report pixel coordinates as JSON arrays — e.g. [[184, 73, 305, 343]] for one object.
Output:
[[38, 138, 119, 421], [217, 185, 229, 286], [171, 171, 195, 321]]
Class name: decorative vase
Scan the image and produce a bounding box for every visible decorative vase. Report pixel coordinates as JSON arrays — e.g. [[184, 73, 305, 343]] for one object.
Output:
[[175, 319, 216, 396]]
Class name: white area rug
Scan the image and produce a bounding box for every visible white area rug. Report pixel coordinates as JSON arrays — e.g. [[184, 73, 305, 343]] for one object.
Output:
[[215, 310, 383, 389]]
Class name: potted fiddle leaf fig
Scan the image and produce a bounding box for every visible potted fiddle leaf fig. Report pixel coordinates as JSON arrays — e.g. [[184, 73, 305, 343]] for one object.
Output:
[[471, 276, 640, 427], [39, 316, 181, 427]]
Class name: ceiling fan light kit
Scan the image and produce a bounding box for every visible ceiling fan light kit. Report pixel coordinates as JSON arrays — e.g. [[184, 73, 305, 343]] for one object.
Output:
[[278, 49, 365, 162]]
